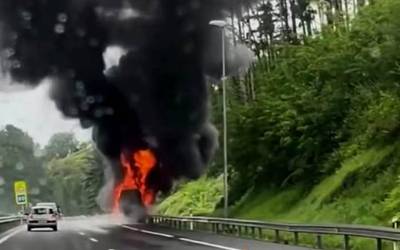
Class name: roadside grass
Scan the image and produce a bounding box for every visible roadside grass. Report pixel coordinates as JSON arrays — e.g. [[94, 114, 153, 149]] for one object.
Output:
[[228, 144, 400, 249], [157, 177, 223, 216], [156, 143, 400, 249]]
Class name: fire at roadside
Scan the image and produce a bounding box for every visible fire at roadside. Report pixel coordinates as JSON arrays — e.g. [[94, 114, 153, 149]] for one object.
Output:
[[0, 0, 254, 216], [113, 150, 156, 216]]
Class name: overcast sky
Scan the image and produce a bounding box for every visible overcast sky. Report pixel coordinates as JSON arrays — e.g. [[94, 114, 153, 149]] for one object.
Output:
[[0, 79, 92, 146], [0, 46, 126, 147]]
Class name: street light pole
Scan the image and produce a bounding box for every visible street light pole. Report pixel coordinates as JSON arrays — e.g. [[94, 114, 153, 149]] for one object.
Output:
[[221, 26, 229, 218], [209, 20, 229, 218]]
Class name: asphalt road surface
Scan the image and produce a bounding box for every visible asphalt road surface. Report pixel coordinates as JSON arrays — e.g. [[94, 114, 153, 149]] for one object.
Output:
[[0, 216, 314, 250]]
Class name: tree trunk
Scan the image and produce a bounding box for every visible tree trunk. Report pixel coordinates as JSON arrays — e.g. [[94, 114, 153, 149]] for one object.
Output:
[[237, 11, 243, 42], [352, 0, 357, 15], [317, 3, 323, 28], [301, 20, 307, 42], [230, 7, 237, 46], [306, 20, 312, 37], [344, 0, 350, 30], [289, 0, 298, 41], [326, 1, 335, 26], [250, 64, 256, 100], [280, 0, 291, 41], [334, 0, 341, 11]]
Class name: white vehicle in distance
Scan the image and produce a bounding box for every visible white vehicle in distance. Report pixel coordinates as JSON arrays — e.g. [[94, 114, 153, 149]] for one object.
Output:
[[27, 206, 58, 231], [36, 202, 62, 219]]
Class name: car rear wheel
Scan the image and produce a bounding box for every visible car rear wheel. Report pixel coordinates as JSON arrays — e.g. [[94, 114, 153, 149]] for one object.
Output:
[[27, 226, 32, 231], [53, 226, 58, 231]]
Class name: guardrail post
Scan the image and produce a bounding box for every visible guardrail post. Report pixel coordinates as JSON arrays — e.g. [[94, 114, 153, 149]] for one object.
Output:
[[377, 239, 382, 250], [151, 215, 400, 250], [190, 218, 194, 231], [275, 230, 280, 243], [316, 235, 323, 249], [294, 232, 299, 245], [344, 235, 350, 250], [228, 225, 233, 234]]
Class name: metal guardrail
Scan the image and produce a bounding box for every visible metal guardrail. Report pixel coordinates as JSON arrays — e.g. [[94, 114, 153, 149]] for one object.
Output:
[[148, 215, 400, 250], [0, 216, 21, 234], [0, 216, 20, 223]]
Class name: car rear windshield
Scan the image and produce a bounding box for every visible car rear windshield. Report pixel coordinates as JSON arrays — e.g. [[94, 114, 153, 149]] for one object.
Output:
[[33, 208, 53, 214]]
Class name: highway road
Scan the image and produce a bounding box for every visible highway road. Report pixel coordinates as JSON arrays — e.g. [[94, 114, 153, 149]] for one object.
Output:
[[0, 216, 314, 250]]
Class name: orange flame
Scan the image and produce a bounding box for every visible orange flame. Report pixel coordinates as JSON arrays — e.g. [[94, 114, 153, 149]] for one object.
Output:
[[113, 149, 157, 212]]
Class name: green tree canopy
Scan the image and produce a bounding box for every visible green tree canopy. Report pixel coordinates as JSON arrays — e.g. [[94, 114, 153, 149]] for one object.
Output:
[[46, 144, 105, 215], [44, 133, 79, 160], [0, 125, 51, 213]]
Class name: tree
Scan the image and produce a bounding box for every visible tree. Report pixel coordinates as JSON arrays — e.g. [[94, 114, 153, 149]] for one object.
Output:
[[44, 133, 79, 160], [0, 125, 52, 213], [224, 0, 400, 201], [47, 145, 105, 215]]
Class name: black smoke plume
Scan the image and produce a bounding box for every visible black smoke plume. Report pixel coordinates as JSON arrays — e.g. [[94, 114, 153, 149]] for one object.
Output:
[[0, 0, 253, 210]]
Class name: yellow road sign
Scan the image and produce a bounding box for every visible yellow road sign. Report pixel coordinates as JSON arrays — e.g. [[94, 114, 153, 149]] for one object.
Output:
[[14, 181, 28, 205]]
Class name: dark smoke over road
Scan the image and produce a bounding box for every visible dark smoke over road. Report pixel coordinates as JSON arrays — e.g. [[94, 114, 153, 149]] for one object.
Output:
[[0, 0, 253, 210]]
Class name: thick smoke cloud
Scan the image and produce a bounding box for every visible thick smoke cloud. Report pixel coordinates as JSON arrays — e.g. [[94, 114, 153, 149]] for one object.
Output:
[[0, 0, 253, 205]]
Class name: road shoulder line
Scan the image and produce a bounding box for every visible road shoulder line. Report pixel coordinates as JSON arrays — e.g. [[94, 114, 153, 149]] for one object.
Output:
[[0, 226, 23, 245], [121, 225, 240, 250]]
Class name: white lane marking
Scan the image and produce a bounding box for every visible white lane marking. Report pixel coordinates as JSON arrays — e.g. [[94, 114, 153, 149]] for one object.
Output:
[[140, 229, 175, 238], [121, 225, 240, 250], [79, 232, 86, 236], [178, 238, 240, 250], [121, 225, 139, 231], [122, 225, 174, 238], [89, 237, 99, 243], [0, 227, 23, 245]]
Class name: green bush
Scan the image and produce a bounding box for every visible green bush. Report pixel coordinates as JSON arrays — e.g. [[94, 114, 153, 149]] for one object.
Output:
[[157, 177, 223, 216]]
